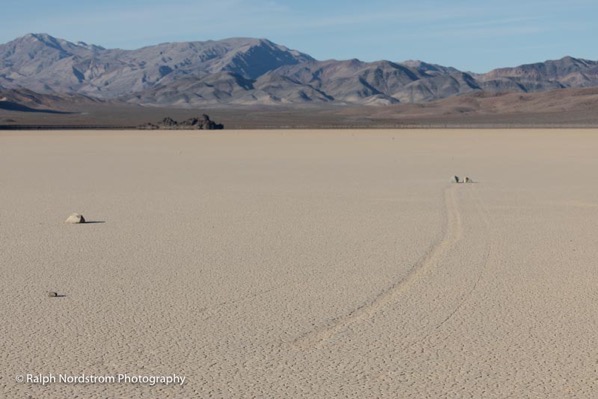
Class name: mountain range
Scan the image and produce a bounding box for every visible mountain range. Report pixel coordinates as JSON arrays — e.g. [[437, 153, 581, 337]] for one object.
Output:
[[1, 33, 598, 107]]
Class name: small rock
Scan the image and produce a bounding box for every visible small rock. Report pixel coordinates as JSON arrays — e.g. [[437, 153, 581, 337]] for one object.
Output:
[[465, 177, 472, 183], [48, 291, 58, 297], [453, 176, 460, 183], [65, 213, 85, 224]]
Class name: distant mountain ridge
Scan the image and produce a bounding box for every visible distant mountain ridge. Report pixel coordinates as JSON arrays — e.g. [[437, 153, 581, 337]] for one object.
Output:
[[1, 33, 598, 106]]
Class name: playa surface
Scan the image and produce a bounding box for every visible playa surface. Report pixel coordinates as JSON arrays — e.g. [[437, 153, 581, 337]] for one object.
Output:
[[1, 129, 597, 398]]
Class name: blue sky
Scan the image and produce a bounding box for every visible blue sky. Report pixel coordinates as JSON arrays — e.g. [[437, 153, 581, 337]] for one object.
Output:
[[2, 0, 597, 73]]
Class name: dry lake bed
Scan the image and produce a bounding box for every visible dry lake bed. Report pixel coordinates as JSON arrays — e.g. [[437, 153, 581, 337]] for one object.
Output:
[[1, 129, 598, 398]]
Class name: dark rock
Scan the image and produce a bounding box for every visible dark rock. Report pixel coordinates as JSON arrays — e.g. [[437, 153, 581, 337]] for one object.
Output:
[[197, 114, 224, 130], [140, 114, 223, 130], [179, 117, 199, 127], [159, 117, 178, 127]]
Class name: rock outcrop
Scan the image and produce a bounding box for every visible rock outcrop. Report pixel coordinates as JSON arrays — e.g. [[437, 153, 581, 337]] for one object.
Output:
[[139, 114, 223, 130]]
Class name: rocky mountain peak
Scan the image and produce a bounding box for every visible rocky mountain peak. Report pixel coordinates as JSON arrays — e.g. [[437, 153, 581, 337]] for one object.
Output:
[[1, 34, 598, 106]]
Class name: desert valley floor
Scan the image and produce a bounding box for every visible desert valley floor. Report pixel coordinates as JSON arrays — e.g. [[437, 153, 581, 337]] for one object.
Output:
[[1, 129, 598, 398]]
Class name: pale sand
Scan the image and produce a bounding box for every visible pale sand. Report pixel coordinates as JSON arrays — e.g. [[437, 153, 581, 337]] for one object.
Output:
[[1, 129, 598, 398]]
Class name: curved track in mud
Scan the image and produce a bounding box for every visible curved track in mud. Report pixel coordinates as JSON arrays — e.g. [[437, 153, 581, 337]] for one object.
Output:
[[293, 185, 464, 349]]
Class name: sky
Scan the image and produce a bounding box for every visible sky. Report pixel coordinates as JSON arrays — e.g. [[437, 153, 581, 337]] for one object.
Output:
[[2, 0, 597, 73]]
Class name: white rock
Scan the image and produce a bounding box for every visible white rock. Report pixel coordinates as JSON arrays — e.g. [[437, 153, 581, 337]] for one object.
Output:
[[65, 213, 85, 224]]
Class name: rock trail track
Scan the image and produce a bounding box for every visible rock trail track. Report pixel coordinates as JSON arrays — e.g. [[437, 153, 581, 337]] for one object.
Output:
[[292, 183, 492, 350]]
